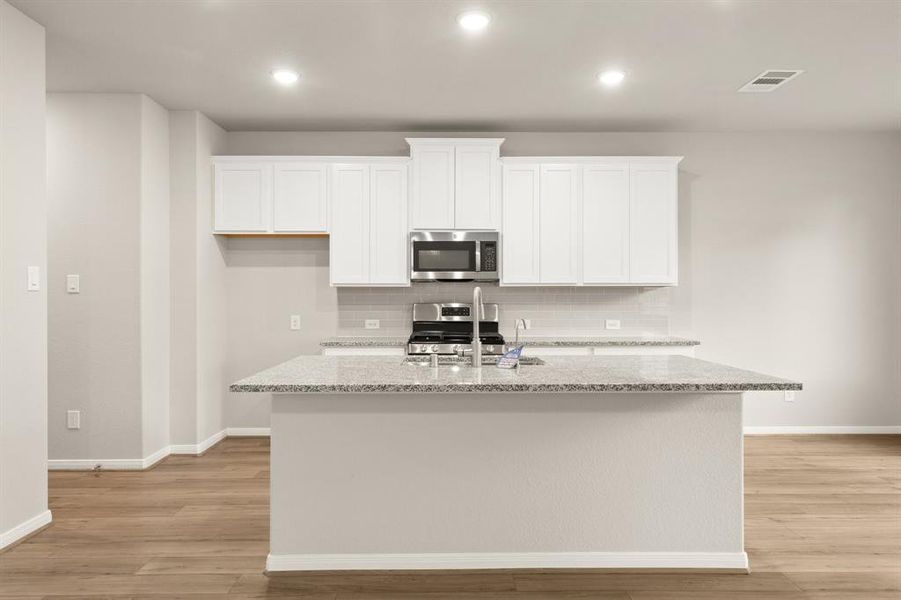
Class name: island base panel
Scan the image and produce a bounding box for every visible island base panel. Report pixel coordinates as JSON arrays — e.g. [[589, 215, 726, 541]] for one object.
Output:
[[269, 392, 746, 571]]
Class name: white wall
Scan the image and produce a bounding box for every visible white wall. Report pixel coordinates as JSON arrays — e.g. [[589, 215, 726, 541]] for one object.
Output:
[[169, 110, 227, 447], [139, 96, 170, 457], [225, 131, 901, 430], [48, 93, 171, 462], [0, 0, 49, 546]]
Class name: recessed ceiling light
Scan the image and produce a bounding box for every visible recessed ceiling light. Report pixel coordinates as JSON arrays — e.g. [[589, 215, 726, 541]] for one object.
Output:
[[457, 11, 491, 31], [271, 69, 299, 85], [598, 70, 626, 87]]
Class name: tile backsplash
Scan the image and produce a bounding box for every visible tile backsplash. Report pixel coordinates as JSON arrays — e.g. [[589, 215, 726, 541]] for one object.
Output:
[[336, 283, 671, 337]]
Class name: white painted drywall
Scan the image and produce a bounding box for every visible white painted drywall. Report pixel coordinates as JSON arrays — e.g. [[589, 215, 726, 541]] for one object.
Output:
[[169, 111, 199, 445], [169, 110, 227, 447], [270, 392, 744, 558], [225, 131, 901, 429], [0, 0, 49, 544], [139, 95, 170, 457], [48, 93, 171, 462]]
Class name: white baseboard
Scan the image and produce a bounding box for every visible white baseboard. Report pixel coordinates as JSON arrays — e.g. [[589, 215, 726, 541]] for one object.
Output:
[[0, 510, 52, 550], [744, 426, 901, 435], [266, 551, 749, 572], [48, 445, 171, 471], [170, 429, 227, 455], [226, 427, 270, 437]]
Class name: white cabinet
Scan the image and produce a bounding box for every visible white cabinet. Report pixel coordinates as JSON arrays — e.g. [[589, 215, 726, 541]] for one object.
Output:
[[582, 163, 630, 283], [214, 159, 326, 234], [407, 138, 502, 230], [539, 165, 579, 284], [409, 143, 454, 229], [501, 157, 680, 287], [369, 164, 408, 284], [272, 163, 328, 232], [330, 162, 409, 286], [330, 164, 370, 284], [501, 163, 579, 285], [454, 143, 498, 229], [629, 163, 678, 284], [214, 162, 271, 232], [501, 164, 540, 284]]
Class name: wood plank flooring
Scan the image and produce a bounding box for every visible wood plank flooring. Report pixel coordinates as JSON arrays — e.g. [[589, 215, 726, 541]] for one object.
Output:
[[1, 435, 898, 599]]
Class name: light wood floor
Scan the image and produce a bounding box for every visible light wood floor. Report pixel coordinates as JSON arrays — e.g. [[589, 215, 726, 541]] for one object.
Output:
[[1, 435, 898, 599]]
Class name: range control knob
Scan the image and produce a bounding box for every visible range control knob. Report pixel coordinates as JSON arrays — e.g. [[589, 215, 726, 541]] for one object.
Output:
[[430, 344, 439, 353]]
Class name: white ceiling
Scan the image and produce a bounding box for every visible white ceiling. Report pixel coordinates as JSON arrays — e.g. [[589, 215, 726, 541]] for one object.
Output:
[[12, 0, 901, 132]]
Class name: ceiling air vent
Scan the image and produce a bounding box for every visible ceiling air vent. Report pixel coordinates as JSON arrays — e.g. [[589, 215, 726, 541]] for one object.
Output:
[[738, 69, 804, 93]]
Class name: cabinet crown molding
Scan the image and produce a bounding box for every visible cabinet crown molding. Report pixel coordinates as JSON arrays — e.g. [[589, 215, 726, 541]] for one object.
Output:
[[212, 156, 410, 163], [406, 138, 505, 147], [501, 156, 683, 164]]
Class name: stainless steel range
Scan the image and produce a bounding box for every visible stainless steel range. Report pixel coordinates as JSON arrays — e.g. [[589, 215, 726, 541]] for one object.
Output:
[[407, 303, 505, 356]]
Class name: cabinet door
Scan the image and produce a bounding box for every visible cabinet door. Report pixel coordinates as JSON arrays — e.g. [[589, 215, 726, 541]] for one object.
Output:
[[454, 144, 497, 230], [582, 163, 630, 283], [629, 163, 678, 284], [369, 164, 409, 285], [272, 163, 327, 232], [330, 164, 370, 285], [539, 165, 579, 284], [501, 164, 540, 284], [410, 145, 454, 229], [214, 162, 271, 232]]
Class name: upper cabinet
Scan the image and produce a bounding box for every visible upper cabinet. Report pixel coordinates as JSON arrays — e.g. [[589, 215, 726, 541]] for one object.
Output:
[[629, 162, 678, 284], [214, 158, 327, 235], [501, 157, 680, 286], [407, 138, 502, 231], [582, 163, 630, 283], [213, 150, 679, 288], [330, 161, 409, 286], [272, 163, 328, 232], [214, 162, 272, 232]]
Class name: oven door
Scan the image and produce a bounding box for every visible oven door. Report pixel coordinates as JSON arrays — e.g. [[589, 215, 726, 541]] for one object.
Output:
[[410, 240, 478, 281]]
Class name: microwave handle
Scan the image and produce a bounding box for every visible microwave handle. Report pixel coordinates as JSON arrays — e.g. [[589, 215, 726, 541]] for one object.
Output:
[[474, 240, 481, 273]]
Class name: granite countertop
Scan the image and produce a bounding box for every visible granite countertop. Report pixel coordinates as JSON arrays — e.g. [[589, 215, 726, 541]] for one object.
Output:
[[319, 335, 700, 348], [230, 355, 801, 394], [320, 336, 407, 347]]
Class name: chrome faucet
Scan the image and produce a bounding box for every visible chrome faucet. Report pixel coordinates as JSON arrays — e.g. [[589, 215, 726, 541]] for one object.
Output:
[[472, 286, 485, 367], [513, 318, 529, 346]]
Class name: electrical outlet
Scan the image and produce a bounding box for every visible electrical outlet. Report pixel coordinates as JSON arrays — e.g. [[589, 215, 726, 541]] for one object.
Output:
[[66, 274, 80, 294], [605, 319, 621, 330], [67, 410, 81, 430], [784, 391, 796, 402], [290, 315, 301, 330], [365, 319, 380, 330]]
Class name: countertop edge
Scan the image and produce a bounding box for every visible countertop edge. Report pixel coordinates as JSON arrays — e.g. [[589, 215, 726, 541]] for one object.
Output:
[[231, 382, 802, 394], [319, 337, 702, 348]]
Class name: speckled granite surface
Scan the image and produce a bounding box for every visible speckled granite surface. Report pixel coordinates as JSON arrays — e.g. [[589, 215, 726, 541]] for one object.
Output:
[[320, 337, 407, 347], [518, 335, 700, 347], [230, 355, 801, 394], [319, 335, 700, 348]]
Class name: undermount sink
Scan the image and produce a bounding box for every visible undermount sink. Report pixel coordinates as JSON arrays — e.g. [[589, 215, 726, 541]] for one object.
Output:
[[403, 356, 546, 367]]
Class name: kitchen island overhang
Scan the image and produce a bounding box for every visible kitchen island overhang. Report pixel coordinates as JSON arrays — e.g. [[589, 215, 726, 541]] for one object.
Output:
[[231, 355, 800, 573]]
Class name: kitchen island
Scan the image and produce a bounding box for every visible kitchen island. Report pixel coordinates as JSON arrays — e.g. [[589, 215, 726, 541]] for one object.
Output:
[[231, 355, 800, 573]]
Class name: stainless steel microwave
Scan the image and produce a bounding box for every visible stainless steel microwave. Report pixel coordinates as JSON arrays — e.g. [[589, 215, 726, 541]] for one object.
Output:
[[410, 231, 499, 282]]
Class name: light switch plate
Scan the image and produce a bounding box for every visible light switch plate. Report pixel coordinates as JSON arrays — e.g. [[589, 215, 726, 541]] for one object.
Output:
[[365, 319, 380, 330], [290, 315, 301, 330], [605, 319, 621, 330], [784, 391, 796, 402], [66, 274, 80, 294], [67, 410, 81, 430], [26, 266, 40, 291]]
